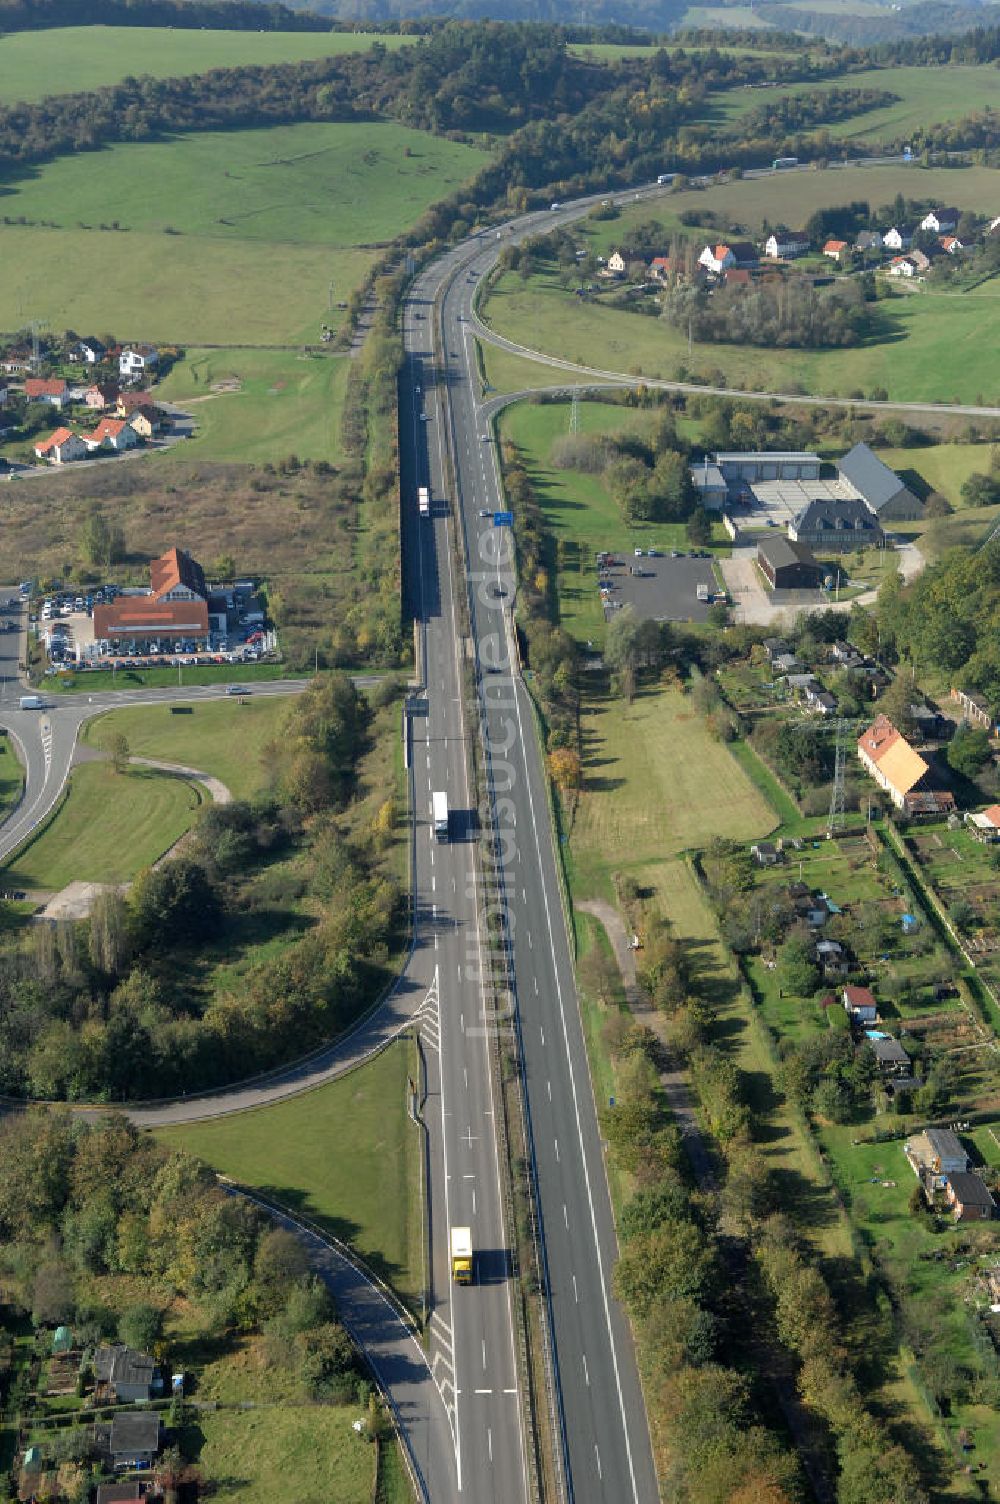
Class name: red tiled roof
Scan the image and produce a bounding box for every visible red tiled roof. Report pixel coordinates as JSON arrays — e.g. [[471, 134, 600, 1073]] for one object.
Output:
[[983, 804, 1000, 827], [86, 418, 128, 442], [823, 240, 848, 253], [843, 984, 877, 1010], [94, 599, 209, 637], [35, 426, 75, 454], [150, 547, 206, 602], [25, 377, 67, 397]]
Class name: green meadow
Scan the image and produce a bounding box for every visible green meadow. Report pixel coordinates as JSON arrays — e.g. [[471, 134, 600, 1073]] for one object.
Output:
[[0, 122, 488, 344], [713, 63, 1000, 142], [0, 25, 416, 104], [157, 348, 351, 463], [484, 265, 1000, 404]]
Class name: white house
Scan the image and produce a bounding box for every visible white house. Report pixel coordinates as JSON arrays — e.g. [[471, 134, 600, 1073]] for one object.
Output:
[[604, 249, 628, 277], [119, 344, 159, 380], [698, 241, 756, 275], [82, 417, 138, 453], [938, 234, 963, 254], [69, 338, 106, 365], [699, 243, 735, 274], [764, 231, 809, 259], [34, 427, 86, 465], [920, 207, 958, 234], [882, 226, 912, 251], [889, 256, 917, 278], [842, 984, 878, 1024]]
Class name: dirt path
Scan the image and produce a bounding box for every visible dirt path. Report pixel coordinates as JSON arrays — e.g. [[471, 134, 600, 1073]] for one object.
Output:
[[577, 897, 716, 1188], [129, 755, 232, 806]]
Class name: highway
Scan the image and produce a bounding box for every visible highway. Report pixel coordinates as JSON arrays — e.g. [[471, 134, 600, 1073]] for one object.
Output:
[[403, 211, 663, 1499], [400, 259, 531, 1504]]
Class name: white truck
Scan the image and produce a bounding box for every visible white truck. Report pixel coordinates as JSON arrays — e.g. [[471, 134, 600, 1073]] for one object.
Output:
[[19, 694, 44, 710], [432, 791, 449, 841], [418, 485, 431, 518], [450, 1226, 473, 1284]]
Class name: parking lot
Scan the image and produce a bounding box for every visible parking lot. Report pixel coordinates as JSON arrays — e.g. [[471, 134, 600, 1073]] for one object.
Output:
[[598, 551, 720, 624]]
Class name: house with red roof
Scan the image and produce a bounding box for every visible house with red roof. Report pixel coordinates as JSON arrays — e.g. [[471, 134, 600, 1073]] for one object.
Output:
[[34, 427, 86, 465], [24, 377, 69, 409], [822, 240, 849, 264], [82, 417, 138, 454], [93, 546, 209, 649], [150, 546, 207, 604], [842, 984, 878, 1024], [698, 241, 757, 275]]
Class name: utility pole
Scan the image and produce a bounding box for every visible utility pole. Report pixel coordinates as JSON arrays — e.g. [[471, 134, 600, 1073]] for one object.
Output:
[[570, 391, 579, 435], [828, 717, 848, 835]]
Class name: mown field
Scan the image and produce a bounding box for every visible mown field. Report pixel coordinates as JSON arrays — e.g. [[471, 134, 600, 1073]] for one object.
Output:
[[0, 25, 416, 104], [157, 1037, 423, 1307], [1, 761, 202, 890], [80, 696, 292, 801], [566, 684, 776, 900], [713, 63, 1000, 141], [157, 348, 350, 463], [0, 121, 488, 344], [0, 225, 367, 348]]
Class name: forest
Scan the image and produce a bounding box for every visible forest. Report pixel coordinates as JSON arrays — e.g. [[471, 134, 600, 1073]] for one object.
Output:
[[0, 674, 405, 1102], [876, 534, 1000, 706]]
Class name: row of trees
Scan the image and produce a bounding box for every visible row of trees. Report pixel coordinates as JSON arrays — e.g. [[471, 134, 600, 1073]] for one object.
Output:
[[500, 440, 581, 780], [626, 870, 934, 1503]]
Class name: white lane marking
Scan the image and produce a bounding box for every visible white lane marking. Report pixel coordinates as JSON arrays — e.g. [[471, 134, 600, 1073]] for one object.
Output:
[[563, 1204, 569, 1229], [488, 1429, 493, 1463], [547, 1080, 552, 1101], [505, 675, 642, 1501], [573, 1274, 579, 1303], [475, 1388, 493, 1395], [527, 931, 532, 949], [504, 1388, 518, 1395], [482, 1340, 487, 1370], [595, 1445, 603, 1480], [583, 1354, 590, 1387], [534, 978, 539, 994], [554, 1138, 560, 1163], [539, 1027, 545, 1046]]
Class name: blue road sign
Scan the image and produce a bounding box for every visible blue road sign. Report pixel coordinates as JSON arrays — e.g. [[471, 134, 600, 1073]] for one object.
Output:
[[494, 511, 514, 527]]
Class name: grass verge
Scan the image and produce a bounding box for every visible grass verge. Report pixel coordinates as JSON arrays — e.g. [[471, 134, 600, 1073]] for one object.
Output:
[[80, 697, 292, 801], [1, 760, 202, 889], [155, 1038, 424, 1311]]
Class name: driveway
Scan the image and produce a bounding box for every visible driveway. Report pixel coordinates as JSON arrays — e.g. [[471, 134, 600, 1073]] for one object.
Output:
[[722, 539, 926, 625]]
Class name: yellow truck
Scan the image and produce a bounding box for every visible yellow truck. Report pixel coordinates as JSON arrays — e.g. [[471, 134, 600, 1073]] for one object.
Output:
[[450, 1226, 473, 1284]]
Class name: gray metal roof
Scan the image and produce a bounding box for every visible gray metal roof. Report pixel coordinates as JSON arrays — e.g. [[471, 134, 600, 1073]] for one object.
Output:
[[757, 536, 818, 570], [837, 442, 907, 513], [714, 451, 820, 465]]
